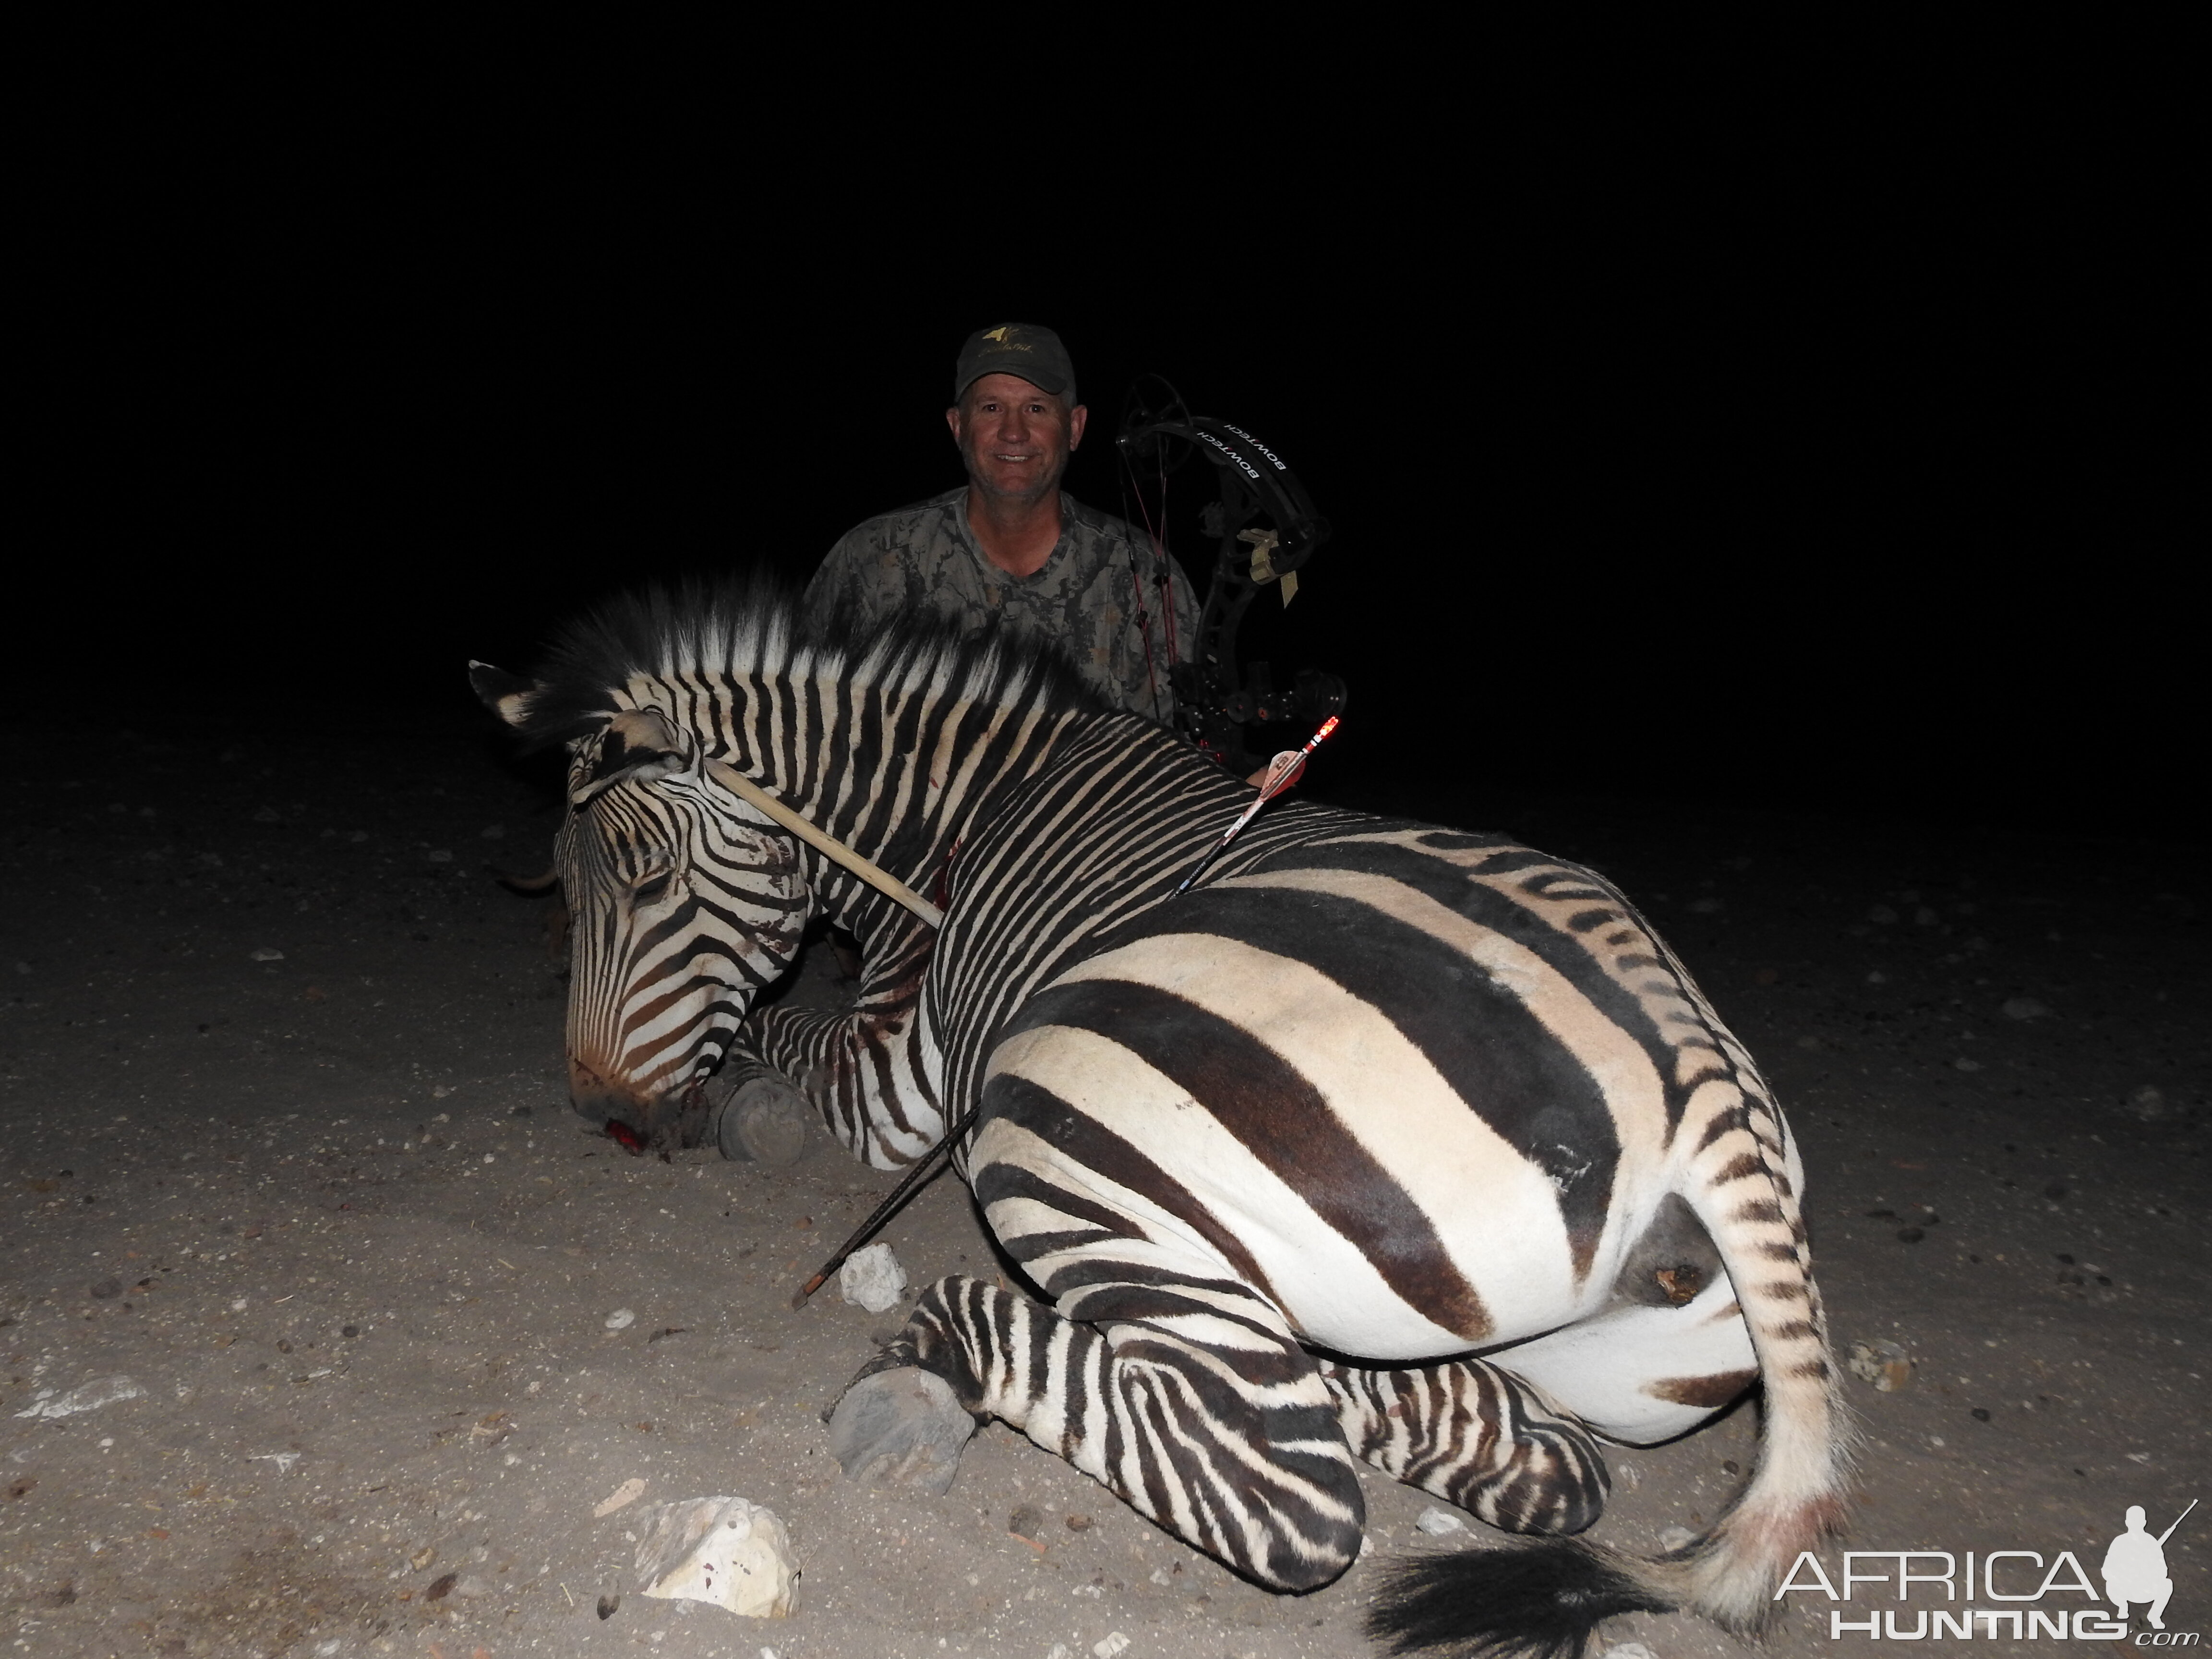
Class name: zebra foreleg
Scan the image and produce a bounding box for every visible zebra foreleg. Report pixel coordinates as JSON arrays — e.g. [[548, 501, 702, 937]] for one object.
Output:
[[1319, 1356, 1610, 1537], [828, 1274, 1366, 1593]]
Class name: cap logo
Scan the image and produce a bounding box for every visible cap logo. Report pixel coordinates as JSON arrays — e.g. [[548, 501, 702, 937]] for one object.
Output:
[[982, 326, 1011, 343]]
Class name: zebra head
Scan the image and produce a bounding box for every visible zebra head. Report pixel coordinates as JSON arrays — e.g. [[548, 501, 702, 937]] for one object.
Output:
[[478, 671, 811, 1145]]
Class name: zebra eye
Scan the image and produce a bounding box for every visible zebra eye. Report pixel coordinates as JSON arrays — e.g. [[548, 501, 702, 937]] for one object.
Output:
[[634, 868, 673, 903]]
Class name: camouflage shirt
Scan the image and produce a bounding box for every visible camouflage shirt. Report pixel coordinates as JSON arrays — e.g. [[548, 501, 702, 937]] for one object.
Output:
[[801, 488, 1201, 724]]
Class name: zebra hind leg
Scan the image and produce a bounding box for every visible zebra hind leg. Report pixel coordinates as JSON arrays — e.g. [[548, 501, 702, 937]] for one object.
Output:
[[827, 1274, 1366, 1593], [707, 1054, 813, 1166], [1320, 1355, 1611, 1537]]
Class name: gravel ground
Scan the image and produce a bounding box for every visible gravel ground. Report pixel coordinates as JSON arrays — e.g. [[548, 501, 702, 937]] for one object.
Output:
[[1, 711, 2203, 1658]]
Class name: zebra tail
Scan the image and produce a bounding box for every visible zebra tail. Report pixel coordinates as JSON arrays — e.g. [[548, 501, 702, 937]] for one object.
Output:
[[1364, 1538, 1678, 1658], [1670, 1094, 1858, 1635]]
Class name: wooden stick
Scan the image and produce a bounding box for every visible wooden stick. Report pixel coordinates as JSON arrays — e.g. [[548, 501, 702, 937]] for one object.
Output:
[[703, 758, 944, 928]]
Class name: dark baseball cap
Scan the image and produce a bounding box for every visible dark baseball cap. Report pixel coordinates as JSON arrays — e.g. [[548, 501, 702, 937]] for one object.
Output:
[[953, 322, 1077, 403]]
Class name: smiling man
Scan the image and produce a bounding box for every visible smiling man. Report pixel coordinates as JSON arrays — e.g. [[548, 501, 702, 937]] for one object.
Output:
[[801, 323, 1199, 723]]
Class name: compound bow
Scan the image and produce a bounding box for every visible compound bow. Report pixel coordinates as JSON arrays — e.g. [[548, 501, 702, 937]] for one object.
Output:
[[1116, 374, 1347, 774]]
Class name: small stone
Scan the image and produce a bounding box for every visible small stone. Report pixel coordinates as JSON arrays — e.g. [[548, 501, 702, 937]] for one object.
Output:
[[1093, 1635, 1131, 1659], [2002, 996, 2050, 1021], [1952, 1057, 1982, 1072], [838, 1243, 909, 1314], [1601, 1645, 1658, 1659], [424, 1572, 458, 1602], [605, 1308, 637, 1330], [1064, 1513, 1093, 1532], [2124, 1085, 2166, 1121], [249, 948, 284, 963], [1414, 1506, 1467, 1536], [410, 1546, 435, 1570], [1847, 1339, 1912, 1392], [1659, 1526, 1696, 1552], [89, 1278, 123, 1300], [594, 1477, 648, 1517], [1971, 1407, 1991, 1421], [1008, 1504, 1046, 1544], [427, 849, 454, 864]]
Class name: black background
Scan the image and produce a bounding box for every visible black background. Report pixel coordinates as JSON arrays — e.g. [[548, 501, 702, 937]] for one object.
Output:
[[24, 21, 2195, 832]]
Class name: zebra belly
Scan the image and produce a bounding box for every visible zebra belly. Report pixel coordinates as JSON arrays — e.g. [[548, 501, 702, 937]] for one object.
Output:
[[976, 932, 1668, 1361]]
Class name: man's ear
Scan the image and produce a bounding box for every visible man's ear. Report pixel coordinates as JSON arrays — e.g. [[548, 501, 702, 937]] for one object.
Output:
[[573, 707, 696, 802], [469, 661, 545, 729], [1067, 402, 1087, 450]]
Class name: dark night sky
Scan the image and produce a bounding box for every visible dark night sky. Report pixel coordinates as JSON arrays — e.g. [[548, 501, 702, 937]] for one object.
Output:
[[25, 27, 2194, 831]]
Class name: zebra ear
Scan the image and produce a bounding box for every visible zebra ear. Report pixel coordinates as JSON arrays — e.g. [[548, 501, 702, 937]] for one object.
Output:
[[578, 708, 697, 794], [469, 661, 549, 730]]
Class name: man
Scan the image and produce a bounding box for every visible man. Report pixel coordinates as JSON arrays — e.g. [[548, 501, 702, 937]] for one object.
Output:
[[802, 323, 1200, 724]]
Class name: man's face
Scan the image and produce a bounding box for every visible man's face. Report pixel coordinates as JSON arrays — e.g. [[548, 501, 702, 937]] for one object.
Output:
[[947, 373, 1088, 504]]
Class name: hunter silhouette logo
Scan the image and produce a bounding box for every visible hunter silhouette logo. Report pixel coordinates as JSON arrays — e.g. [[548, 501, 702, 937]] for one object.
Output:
[[2106, 1500, 2193, 1631]]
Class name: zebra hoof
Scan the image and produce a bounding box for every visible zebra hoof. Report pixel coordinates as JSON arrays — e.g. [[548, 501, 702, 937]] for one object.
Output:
[[718, 1076, 812, 1166], [826, 1367, 974, 1496]]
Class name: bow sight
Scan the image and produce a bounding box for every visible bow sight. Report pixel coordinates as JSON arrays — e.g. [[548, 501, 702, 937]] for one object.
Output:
[[1116, 375, 1347, 775]]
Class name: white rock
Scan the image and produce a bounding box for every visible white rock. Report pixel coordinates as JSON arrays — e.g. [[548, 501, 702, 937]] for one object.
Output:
[[605, 1308, 637, 1330], [634, 1495, 798, 1620], [15, 1376, 144, 1419], [1047, 1647, 1073, 1659], [838, 1243, 908, 1314], [1659, 1525, 1696, 1552], [249, 948, 285, 962], [2003, 997, 2051, 1021], [1601, 1644, 1658, 1659], [1415, 1506, 1467, 1535], [1093, 1635, 1131, 1659]]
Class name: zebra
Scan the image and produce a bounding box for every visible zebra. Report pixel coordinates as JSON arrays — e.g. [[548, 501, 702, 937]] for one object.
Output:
[[471, 578, 1851, 1657]]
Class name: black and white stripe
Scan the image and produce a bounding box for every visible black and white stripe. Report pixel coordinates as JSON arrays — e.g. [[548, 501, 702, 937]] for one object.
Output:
[[477, 581, 1851, 1653]]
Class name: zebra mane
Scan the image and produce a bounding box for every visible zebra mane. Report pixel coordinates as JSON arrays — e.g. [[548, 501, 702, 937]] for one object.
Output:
[[509, 569, 1104, 748]]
